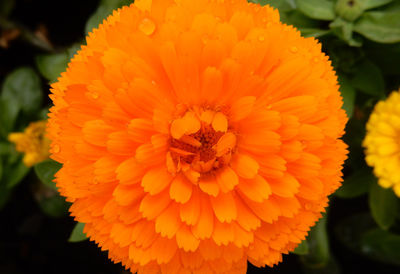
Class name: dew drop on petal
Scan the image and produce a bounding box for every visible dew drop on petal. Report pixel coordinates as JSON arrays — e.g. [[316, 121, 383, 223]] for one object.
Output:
[[290, 46, 298, 53], [53, 145, 60, 153], [139, 18, 156, 36], [258, 36, 265, 42]]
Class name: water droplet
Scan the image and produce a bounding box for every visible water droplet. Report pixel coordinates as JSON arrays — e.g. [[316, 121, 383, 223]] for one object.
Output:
[[262, 18, 267, 23], [139, 18, 156, 36], [258, 35, 265, 42], [91, 92, 99, 99], [290, 46, 298, 53], [313, 57, 319, 63], [53, 145, 60, 153], [266, 22, 272, 27]]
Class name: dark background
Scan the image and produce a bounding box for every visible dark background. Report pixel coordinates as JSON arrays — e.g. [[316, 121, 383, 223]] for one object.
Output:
[[1, 0, 400, 273]]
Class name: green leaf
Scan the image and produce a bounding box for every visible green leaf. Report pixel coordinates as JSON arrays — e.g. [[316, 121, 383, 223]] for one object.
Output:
[[249, 0, 296, 11], [3, 159, 30, 188], [0, 157, 3, 182], [360, 228, 400, 265], [85, 0, 133, 34], [35, 53, 68, 83], [38, 194, 69, 218], [335, 168, 375, 198], [281, 10, 321, 28], [1, 67, 42, 115], [302, 215, 330, 267], [361, 0, 393, 10], [0, 97, 19, 137], [293, 239, 309, 255], [295, 0, 335, 20], [69, 222, 88, 242], [337, 74, 356, 118], [350, 60, 384, 96], [299, 28, 331, 38], [354, 11, 400, 43], [369, 181, 399, 230], [34, 159, 62, 190]]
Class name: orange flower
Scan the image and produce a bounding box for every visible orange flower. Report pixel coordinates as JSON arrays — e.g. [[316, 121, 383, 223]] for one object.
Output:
[[47, 0, 348, 273]]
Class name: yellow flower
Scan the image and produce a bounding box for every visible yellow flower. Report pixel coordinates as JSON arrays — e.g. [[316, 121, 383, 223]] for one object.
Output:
[[364, 89, 400, 196], [8, 121, 50, 167]]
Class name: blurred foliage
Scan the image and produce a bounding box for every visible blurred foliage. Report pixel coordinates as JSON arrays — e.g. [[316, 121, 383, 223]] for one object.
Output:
[[0, 0, 400, 273]]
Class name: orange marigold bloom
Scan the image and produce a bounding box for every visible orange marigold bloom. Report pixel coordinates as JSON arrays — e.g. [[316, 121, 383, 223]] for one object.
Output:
[[47, 0, 348, 273]]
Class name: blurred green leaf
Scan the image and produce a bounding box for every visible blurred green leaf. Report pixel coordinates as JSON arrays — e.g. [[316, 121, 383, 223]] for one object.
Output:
[[36, 53, 68, 83], [282, 10, 320, 28], [0, 142, 11, 155], [85, 0, 133, 34], [330, 18, 362, 46], [0, 157, 3, 182], [0, 97, 19, 137], [350, 60, 384, 96], [360, 228, 400, 265], [354, 11, 400, 43], [335, 168, 375, 198], [69, 222, 88, 242], [3, 159, 30, 188], [365, 43, 400, 75], [362, 0, 393, 10], [1, 67, 42, 115], [34, 159, 62, 190], [293, 239, 309, 255], [302, 215, 330, 267], [295, 0, 335, 20], [299, 28, 330, 38], [38, 194, 69, 218], [338, 74, 356, 118], [369, 181, 399, 230], [0, 0, 15, 17], [249, 0, 296, 11]]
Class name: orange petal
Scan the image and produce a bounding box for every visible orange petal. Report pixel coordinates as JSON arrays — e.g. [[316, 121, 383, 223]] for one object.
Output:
[[268, 173, 299, 197], [107, 131, 136, 156], [229, 96, 256, 122], [150, 235, 178, 264], [235, 197, 261, 231], [212, 218, 234, 245], [142, 167, 173, 195], [113, 185, 144, 206], [214, 132, 236, 157], [191, 193, 214, 239], [82, 120, 113, 147], [155, 202, 181, 238], [231, 153, 259, 179], [237, 175, 271, 202], [215, 166, 239, 193], [127, 118, 154, 143], [169, 174, 193, 204], [212, 112, 228, 132], [176, 225, 200, 252], [179, 188, 200, 225], [139, 189, 171, 220], [210, 192, 237, 223], [170, 112, 201, 139], [116, 157, 146, 185], [199, 176, 220, 197]]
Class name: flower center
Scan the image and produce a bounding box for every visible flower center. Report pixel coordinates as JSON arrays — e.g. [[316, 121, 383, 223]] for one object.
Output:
[[167, 108, 236, 183]]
